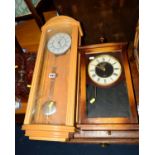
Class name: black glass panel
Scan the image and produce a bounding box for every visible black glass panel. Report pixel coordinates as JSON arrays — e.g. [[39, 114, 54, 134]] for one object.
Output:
[[86, 81, 131, 118]]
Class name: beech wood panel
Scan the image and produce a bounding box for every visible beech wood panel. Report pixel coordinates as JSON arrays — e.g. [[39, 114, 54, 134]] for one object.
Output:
[[33, 48, 70, 125], [66, 26, 79, 126], [30, 136, 67, 142], [22, 124, 75, 132], [24, 29, 46, 124], [25, 130, 69, 141]]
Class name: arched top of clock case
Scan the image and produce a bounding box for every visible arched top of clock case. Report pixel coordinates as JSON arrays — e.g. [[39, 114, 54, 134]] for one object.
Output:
[[42, 15, 83, 37]]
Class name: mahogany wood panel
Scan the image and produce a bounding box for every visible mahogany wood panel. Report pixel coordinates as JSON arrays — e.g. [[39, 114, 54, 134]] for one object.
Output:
[[77, 43, 138, 128], [74, 130, 139, 139], [76, 124, 139, 131], [70, 138, 139, 144]]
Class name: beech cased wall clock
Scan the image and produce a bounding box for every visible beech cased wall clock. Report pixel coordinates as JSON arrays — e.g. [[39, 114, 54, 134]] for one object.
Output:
[[22, 16, 83, 142], [76, 43, 138, 132]]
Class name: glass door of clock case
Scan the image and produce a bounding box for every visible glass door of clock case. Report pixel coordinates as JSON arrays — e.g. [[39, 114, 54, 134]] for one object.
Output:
[[86, 81, 131, 118], [28, 26, 73, 126], [77, 43, 138, 126]]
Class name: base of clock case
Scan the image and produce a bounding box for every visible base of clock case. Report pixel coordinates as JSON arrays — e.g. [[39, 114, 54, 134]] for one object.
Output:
[[76, 124, 139, 131], [69, 138, 139, 144]]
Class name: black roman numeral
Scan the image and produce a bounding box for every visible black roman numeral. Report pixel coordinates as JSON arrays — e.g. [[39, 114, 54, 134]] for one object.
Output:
[[92, 74, 96, 77], [112, 62, 117, 65], [110, 77, 113, 81], [113, 73, 118, 76], [102, 57, 105, 61], [96, 59, 100, 63], [90, 69, 95, 72]]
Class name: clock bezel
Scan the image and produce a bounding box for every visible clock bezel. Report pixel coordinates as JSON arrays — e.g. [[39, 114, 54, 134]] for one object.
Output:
[[87, 54, 122, 87], [47, 32, 71, 55]]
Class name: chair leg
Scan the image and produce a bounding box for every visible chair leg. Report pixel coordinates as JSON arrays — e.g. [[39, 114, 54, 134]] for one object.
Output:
[[24, 0, 45, 29]]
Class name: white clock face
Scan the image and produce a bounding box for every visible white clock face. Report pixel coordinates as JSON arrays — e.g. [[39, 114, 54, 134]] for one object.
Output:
[[88, 54, 122, 86], [47, 32, 71, 55]]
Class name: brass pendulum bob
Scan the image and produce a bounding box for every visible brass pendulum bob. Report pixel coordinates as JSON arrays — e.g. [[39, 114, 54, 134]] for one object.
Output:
[[90, 86, 97, 104], [42, 100, 56, 116]]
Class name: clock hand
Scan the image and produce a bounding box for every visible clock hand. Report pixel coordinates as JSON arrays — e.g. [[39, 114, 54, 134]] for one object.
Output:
[[90, 64, 106, 72], [58, 40, 62, 47]]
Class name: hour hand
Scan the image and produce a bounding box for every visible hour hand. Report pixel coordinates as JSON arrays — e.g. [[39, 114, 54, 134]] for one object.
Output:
[[90, 64, 105, 72]]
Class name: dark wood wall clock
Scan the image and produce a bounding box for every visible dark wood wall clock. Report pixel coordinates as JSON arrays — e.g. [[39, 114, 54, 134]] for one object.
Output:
[[87, 54, 122, 88], [76, 43, 138, 140]]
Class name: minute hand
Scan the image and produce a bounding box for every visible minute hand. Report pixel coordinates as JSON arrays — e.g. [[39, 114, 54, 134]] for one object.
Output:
[[90, 64, 106, 72]]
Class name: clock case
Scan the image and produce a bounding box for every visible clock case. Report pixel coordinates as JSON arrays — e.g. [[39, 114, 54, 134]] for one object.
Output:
[[76, 43, 138, 131], [22, 16, 83, 142]]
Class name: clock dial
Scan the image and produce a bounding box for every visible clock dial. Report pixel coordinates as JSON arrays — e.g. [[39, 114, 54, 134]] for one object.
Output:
[[88, 54, 122, 86], [47, 32, 71, 55]]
